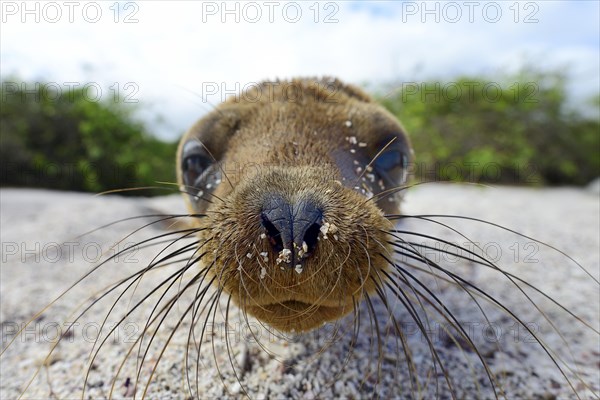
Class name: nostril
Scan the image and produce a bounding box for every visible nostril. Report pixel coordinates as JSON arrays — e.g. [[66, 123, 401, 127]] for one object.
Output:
[[261, 213, 284, 253], [261, 196, 324, 265], [302, 222, 321, 256]]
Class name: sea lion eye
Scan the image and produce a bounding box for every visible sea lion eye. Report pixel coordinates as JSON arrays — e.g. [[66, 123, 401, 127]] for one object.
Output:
[[373, 148, 408, 186], [183, 154, 208, 180], [374, 150, 402, 171], [181, 141, 212, 189]]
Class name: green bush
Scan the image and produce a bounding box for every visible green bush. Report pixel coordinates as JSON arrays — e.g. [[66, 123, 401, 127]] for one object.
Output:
[[1, 79, 178, 195], [377, 68, 599, 185], [1, 69, 597, 195]]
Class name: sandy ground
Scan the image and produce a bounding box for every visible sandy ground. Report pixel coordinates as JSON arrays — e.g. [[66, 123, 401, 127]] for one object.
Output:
[[1, 185, 599, 399]]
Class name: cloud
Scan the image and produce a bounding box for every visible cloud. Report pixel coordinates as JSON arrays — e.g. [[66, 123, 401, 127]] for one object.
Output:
[[1, 0, 598, 139]]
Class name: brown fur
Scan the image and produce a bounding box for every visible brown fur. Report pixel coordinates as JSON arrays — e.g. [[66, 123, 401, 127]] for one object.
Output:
[[176, 78, 412, 331]]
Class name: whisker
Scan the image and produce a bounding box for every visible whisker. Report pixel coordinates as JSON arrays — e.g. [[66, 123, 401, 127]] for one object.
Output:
[[383, 249, 503, 398], [131, 243, 212, 386], [139, 271, 213, 399], [369, 262, 419, 397], [83, 254, 207, 398], [388, 214, 599, 285], [107, 273, 216, 399], [156, 180, 225, 204], [388, 222, 597, 387], [223, 296, 250, 398], [352, 136, 397, 187], [398, 239, 599, 334], [389, 243, 584, 398], [90, 238, 203, 358]]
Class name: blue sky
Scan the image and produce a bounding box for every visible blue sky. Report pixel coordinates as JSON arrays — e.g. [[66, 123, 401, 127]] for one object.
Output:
[[1, 0, 598, 139]]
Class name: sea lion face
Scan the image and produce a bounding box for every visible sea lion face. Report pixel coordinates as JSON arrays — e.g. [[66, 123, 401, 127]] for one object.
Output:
[[177, 78, 412, 332]]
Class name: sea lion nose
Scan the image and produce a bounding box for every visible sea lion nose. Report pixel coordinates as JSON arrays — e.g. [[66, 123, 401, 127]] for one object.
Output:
[[260, 195, 323, 267]]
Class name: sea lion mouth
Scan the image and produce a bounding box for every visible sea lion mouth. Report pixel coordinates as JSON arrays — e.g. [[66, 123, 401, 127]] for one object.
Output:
[[245, 299, 352, 332], [256, 298, 348, 310], [241, 289, 355, 310], [263, 300, 320, 309]]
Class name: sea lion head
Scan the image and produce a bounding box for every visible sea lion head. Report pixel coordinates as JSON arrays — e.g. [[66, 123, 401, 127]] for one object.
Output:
[[177, 78, 412, 332]]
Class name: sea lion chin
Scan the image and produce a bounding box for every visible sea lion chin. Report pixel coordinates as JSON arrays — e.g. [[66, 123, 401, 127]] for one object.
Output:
[[176, 77, 412, 331]]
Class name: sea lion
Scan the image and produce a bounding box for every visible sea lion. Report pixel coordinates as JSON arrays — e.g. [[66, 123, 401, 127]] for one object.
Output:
[[176, 77, 412, 332]]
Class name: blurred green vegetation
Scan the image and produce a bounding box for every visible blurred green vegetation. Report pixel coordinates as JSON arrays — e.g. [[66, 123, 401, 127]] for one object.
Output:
[[1, 68, 598, 196], [377, 67, 599, 185], [1, 79, 178, 196]]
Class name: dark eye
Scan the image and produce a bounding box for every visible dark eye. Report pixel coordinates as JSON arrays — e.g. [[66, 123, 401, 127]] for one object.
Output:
[[183, 154, 210, 186], [181, 141, 212, 189], [373, 148, 408, 187], [374, 150, 402, 171]]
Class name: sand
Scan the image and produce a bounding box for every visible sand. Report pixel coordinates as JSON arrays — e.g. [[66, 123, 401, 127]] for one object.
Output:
[[1, 185, 598, 399]]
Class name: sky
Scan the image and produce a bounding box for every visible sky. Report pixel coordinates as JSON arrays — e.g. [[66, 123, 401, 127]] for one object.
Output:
[[1, 0, 599, 140]]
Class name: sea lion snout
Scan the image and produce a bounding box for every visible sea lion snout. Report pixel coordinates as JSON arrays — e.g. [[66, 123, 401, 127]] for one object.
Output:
[[260, 195, 323, 267]]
